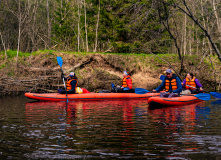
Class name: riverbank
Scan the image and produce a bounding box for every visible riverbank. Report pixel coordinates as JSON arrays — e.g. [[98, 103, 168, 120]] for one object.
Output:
[[0, 50, 220, 96]]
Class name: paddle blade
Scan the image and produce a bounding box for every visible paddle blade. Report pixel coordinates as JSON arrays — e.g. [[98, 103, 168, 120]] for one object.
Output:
[[135, 88, 150, 94], [194, 93, 210, 101], [57, 56, 63, 67], [209, 92, 221, 99]]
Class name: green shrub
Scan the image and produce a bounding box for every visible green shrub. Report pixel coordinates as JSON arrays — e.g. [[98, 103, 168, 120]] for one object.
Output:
[[0, 64, 6, 69]]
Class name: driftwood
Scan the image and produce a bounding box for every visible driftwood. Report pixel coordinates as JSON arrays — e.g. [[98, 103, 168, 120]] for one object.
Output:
[[66, 54, 106, 73], [0, 75, 62, 96], [67, 56, 93, 72]]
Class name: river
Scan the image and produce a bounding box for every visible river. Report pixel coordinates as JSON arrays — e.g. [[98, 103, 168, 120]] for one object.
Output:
[[0, 95, 221, 159]]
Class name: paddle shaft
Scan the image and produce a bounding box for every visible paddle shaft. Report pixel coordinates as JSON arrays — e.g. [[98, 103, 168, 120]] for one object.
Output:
[[61, 68, 68, 101], [184, 85, 221, 99], [61, 68, 67, 90], [185, 84, 203, 90], [57, 56, 68, 102]]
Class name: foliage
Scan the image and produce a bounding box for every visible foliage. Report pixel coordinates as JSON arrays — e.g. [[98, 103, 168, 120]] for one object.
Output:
[[52, 0, 75, 49]]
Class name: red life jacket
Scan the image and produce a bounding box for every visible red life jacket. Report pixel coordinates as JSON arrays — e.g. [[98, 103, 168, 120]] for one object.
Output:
[[122, 75, 132, 89], [185, 77, 196, 90], [66, 78, 78, 91]]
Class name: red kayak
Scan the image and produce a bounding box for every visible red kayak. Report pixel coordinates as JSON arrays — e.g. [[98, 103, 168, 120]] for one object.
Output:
[[25, 92, 160, 101], [148, 95, 203, 109]]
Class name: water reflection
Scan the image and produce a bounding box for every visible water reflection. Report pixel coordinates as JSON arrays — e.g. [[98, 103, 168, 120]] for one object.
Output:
[[210, 100, 221, 106], [1, 97, 221, 159], [148, 102, 205, 153], [147, 101, 221, 159], [24, 100, 149, 159]]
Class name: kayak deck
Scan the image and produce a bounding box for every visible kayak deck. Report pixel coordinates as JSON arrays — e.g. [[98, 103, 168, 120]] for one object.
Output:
[[25, 92, 160, 101], [148, 95, 203, 109]]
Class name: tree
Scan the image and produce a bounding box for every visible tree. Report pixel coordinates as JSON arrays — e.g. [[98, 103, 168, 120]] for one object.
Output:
[[5, 0, 30, 63], [168, 0, 221, 61], [93, 0, 100, 52], [156, 0, 184, 75], [84, 0, 88, 52], [0, 32, 7, 61], [53, 0, 76, 50], [47, 0, 52, 48]]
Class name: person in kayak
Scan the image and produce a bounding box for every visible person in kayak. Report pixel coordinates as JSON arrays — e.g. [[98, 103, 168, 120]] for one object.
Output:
[[112, 71, 134, 93], [182, 73, 203, 94], [58, 72, 78, 94], [152, 69, 182, 97]]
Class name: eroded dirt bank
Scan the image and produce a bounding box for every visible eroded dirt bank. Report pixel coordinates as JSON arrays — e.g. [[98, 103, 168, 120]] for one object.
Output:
[[0, 52, 220, 95]]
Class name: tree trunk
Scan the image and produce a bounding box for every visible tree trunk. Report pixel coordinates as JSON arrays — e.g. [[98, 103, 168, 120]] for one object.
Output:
[[207, 17, 213, 55], [200, 0, 206, 50], [84, 0, 88, 52], [47, 0, 51, 48], [212, 0, 221, 37], [196, 35, 199, 55], [30, 0, 39, 52], [78, 0, 81, 52], [0, 32, 7, 60], [94, 0, 100, 52], [189, 29, 192, 55], [183, 7, 187, 55], [16, 0, 21, 64], [212, 0, 221, 55]]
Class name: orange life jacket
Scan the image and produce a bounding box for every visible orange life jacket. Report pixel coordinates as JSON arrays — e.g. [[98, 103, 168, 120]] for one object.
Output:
[[122, 75, 132, 88], [66, 78, 78, 91], [165, 78, 177, 92], [185, 77, 196, 90]]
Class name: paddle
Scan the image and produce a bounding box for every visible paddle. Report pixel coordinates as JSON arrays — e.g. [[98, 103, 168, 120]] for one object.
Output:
[[184, 83, 221, 99], [160, 75, 221, 99], [192, 93, 211, 101], [135, 89, 210, 100], [57, 56, 68, 102], [135, 88, 150, 94], [209, 92, 221, 99]]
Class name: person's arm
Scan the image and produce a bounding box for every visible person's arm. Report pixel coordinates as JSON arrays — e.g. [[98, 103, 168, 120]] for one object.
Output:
[[182, 79, 186, 87], [172, 77, 182, 93], [61, 73, 67, 80], [195, 79, 203, 88], [195, 78, 203, 90], [155, 80, 165, 92], [126, 78, 133, 89]]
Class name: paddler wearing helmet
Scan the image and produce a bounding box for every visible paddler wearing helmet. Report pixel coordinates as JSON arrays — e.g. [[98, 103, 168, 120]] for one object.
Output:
[[58, 72, 78, 94]]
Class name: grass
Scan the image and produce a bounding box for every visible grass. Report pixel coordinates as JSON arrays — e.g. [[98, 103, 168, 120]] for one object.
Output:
[[0, 50, 56, 58], [0, 49, 175, 61], [31, 50, 54, 56], [0, 50, 31, 58], [1, 50, 220, 73]]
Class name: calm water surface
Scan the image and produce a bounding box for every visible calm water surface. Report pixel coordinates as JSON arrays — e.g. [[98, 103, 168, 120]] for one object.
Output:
[[0, 95, 221, 159]]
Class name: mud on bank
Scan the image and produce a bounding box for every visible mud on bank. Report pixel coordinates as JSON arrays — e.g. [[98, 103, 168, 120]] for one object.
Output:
[[0, 51, 220, 96]]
